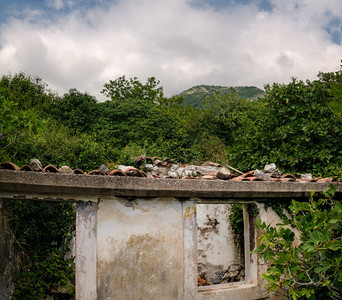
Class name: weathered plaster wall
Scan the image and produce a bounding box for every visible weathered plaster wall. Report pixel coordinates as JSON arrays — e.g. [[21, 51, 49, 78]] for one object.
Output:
[[96, 197, 184, 300], [197, 204, 243, 284], [0, 201, 19, 300], [76, 201, 97, 300]]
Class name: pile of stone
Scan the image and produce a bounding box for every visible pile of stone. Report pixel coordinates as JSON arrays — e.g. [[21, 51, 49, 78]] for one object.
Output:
[[2, 158, 336, 182], [127, 155, 232, 180]]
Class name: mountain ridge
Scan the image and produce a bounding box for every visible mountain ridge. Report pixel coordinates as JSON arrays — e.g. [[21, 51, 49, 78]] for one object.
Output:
[[179, 84, 265, 107]]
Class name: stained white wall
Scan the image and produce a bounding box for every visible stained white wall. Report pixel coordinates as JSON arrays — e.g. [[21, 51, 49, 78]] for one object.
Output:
[[96, 198, 184, 299]]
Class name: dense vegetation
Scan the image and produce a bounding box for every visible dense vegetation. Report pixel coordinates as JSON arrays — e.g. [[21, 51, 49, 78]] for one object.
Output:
[[3, 200, 75, 299], [0, 64, 341, 298], [1, 67, 341, 176]]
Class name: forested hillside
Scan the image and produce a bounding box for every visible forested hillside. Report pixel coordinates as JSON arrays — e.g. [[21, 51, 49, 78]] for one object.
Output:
[[180, 85, 265, 107], [1, 68, 342, 176]]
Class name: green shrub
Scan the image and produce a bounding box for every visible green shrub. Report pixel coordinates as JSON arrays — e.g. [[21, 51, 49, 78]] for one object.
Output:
[[3, 201, 75, 299], [254, 185, 342, 299]]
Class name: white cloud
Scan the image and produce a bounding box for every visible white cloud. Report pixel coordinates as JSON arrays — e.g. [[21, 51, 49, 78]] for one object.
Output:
[[0, 0, 341, 100]]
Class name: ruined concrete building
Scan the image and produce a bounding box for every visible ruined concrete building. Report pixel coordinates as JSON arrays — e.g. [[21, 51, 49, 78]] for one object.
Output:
[[1, 158, 341, 299]]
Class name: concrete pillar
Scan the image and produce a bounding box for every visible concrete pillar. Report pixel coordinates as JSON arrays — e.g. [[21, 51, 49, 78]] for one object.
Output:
[[75, 201, 97, 300], [183, 201, 198, 300]]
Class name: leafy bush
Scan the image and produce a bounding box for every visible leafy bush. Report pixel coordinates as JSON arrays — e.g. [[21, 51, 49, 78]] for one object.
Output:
[[228, 76, 342, 176], [3, 200, 75, 299], [48, 89, 99, 134], [0, 95, 43, 160], [0, 72, 55, 112], [4, 117, 120, 171], [254, 185, 342, 299]]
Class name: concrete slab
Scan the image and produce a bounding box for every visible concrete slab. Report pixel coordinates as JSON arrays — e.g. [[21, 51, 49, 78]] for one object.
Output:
[[1, 170, 341, 200]]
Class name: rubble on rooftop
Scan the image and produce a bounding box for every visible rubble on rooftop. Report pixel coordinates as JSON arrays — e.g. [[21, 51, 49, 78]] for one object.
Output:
[[0, 158, 339, 183]]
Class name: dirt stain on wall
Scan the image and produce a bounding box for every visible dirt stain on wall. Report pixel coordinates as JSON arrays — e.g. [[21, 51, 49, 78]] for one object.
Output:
[[97, 233, 183, 300]]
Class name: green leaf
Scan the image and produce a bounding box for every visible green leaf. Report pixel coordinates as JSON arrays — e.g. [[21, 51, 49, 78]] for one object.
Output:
[[328, 218, 340, 224], [314, 266, 330, 273], [326, 240, 342, 251], [309, 231, 324, 244], [282, 228, 295, 242], [261, 273, 276, 282], [338, 271, 342, 282], [328, 100, 342, 118], [302, 242, 316, 252]]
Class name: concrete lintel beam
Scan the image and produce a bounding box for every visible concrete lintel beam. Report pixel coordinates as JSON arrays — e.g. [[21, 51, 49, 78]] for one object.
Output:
[[1, 170, 341, 200]]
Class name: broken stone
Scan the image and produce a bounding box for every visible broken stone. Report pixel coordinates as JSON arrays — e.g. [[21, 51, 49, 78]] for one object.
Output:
[[210, 270, 225, 284], [197, 166, 220, 175], [144, 164, 154, 172], [216, 167, 231, 180], [156, 167, 168, 176], [184, 165, 197, 177], [301, 173, 312, 180], [170, 164, 179, 171], [59, 166, 73, 173], [221, 264, 245, 282], [167, 171, 178, 178], [176, 167, 185, 178], [98, 164, 110, 175], [264, 163, 282, 178], [254, 170, 271, 181], [30, 158, 43, 172]]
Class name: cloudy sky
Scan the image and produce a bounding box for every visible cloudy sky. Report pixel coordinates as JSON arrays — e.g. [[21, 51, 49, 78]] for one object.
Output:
[[0, 0, 341, 100]]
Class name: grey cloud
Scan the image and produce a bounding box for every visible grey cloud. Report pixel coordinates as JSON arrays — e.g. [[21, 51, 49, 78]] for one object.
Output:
[[0, 0, 341, 99]]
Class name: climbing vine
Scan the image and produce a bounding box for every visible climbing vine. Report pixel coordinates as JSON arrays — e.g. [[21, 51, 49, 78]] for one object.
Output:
[[263, 199, 292, 221], [229, 204, 244, 235]]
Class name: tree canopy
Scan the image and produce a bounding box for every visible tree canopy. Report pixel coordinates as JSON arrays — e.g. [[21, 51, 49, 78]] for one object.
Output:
[[1, 66, 341, 176]]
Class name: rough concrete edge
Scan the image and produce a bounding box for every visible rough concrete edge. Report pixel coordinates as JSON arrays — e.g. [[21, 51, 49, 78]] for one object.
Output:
[[1, 170, 341, 200]]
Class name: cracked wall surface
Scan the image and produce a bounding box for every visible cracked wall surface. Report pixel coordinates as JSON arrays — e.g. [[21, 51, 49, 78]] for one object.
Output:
[[197, 204, 244, 284]]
